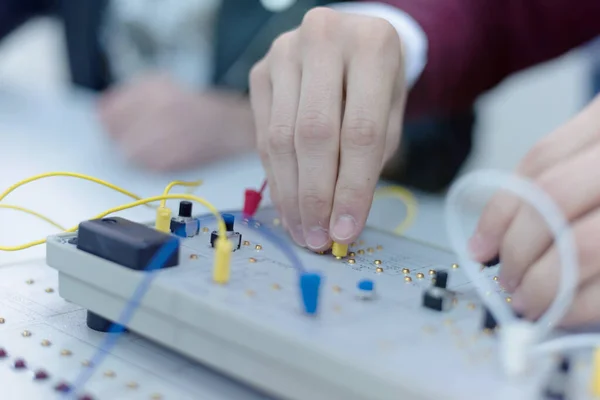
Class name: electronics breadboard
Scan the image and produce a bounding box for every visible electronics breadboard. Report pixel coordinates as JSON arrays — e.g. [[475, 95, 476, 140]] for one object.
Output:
[[44, 207, 595, 400]]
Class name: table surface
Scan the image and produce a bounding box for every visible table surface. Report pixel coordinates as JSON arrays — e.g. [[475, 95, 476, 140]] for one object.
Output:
[[0, 87, 451, 399]]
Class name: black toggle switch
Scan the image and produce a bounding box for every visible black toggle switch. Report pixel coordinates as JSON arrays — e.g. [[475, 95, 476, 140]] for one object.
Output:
[[434, 270, 448, 289], [178, 201, 193, 218]]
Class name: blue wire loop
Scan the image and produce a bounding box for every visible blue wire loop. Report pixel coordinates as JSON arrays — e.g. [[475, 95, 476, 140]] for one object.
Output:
[[240, 213, 305, 274], [68, 237, 179, 397], [68, 212, 306, 397]]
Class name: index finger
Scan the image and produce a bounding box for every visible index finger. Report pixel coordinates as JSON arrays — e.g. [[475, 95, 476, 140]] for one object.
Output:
[[294, 10, 345, 251], [330, 30, 401, 244]]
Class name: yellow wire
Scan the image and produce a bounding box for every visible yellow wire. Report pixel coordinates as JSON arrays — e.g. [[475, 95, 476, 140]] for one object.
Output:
[[373, 185, 418, 235], [0, 172, 154, 209], [160, 179, 203, 207], [0, 174, 203, 250], [0, 204, 66, 231], [0, 194, 226, 252]]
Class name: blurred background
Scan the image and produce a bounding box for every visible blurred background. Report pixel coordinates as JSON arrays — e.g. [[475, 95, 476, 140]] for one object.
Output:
[[0, 16, 592, 174]]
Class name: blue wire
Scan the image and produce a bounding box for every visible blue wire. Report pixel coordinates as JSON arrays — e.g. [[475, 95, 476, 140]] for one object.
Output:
[[67, 237, 179, 398], [198, 212, 306, 274], [68, 211, 304, 397], [242, 214, 306, 274]]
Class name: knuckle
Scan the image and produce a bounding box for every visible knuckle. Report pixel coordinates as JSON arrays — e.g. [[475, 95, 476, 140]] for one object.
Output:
[[344, 117, 380, 148], [300, 191, 330, 215], [518, 140, 552, 177], [268, 124, 295, 155], [302, 7, 337, 28], [270, 31, 294, 54], [249, 61, 268, 88], [297, 110, 336, 144], [337, 183, 371, 207], [535, 173, 565, 210], [257, 139, 270, 162], [361, 18, 398, 44], [301, 7, 337, 40], [356, 18, 400, 55], [376, 18, 400, 42]]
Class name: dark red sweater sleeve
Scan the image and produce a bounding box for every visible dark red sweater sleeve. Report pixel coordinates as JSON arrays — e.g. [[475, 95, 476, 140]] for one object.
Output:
[[373, 0, 600, 117]]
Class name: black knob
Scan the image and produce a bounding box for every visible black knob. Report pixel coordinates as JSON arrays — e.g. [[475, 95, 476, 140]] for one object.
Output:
[[178, 201, 193, 218], [434, 271, 448, 289]]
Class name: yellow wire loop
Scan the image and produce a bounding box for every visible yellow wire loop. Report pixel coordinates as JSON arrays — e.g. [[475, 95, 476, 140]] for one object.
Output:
[[0, 194, 226, 252], [0, 204, 66, 231], [0, 172, 154, 208], [0, 173, 203, 250], [373, 185, 418, 235], [160, 179, 203, 207]]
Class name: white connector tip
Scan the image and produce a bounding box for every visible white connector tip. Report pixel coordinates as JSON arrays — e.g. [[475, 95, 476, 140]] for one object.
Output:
[[499, 320, 537, 378]]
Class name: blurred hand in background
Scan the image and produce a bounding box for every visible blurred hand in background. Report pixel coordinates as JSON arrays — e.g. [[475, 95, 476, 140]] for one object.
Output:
[[98, 73, 255, 171]]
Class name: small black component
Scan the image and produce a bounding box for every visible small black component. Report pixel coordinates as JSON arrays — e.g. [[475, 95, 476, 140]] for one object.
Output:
[[178, 201, 193, 218], [86, 310, 127, 333], [77, 217, 179, 271], [211, 230, 242, 250], [232, 232, 242, 249], [423, 289, 444, 311], [542, 357, 571, 400], [434, 270, 448, 289], [67, 237, 78, 245], [483, 308, 497, 330], [422, 287, 453, 312], [483, 255, 500, 267], [559, 357, 571, 373]]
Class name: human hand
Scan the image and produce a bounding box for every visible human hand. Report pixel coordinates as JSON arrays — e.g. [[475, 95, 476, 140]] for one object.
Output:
[[470, 95, 600, 327], [98, 74, 254, 171], [249, 7, 407, 250]]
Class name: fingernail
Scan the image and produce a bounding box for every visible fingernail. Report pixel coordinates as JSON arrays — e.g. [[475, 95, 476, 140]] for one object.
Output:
[[306, 227, 329, 250], [332, 215, 356, 241], [290, 224, 306, 247], [468, 233, 495, 261]]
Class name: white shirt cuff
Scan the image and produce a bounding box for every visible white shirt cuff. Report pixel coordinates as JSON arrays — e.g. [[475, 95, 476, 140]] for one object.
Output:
[[327, 2, 428, 88]]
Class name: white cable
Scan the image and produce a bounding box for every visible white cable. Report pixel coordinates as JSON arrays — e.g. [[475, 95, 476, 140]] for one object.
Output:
[[534, 334, 600, 356], [445, 170, 578, 341]]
